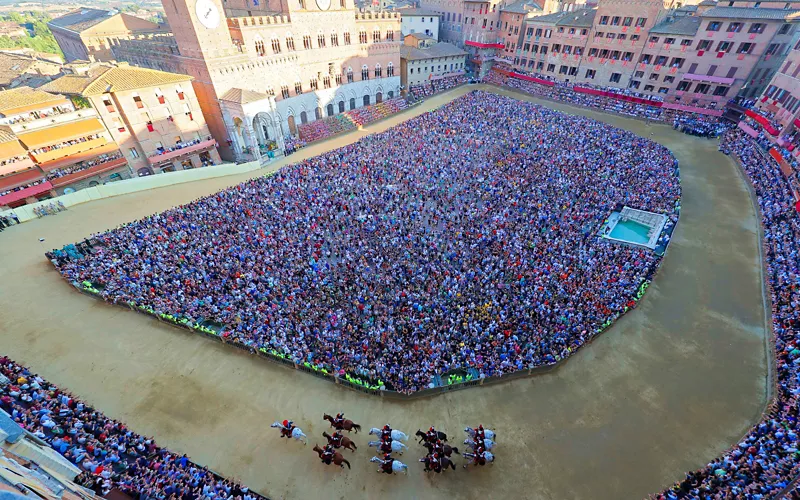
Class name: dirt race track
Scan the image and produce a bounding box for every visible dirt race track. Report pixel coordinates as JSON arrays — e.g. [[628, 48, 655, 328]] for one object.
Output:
[[0, 86, 770, 500]]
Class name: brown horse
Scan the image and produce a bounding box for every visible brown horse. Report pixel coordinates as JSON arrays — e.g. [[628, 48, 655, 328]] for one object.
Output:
[[422, 441, 460, 457], [322, 431, 358, 452], [323, 413, 362, 433], [312, 444, 351, 469]]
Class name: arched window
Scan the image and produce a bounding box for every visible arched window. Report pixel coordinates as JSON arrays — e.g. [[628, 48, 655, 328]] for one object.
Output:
[[254, 39, 265, 56], [387, 30, 394, 42], [361, 65, 369, 80], [303, 35, 312, 49], [315, 107, 322, 120], [338, 100, 345, 113], [387, 61, 394, 77], [388, 90, 394, 98], [271, 37, 281, 53], [327, 103, 334, 116], [317, 32, 326, 48], [349, 97, 356, 109], [344, 32, 351, 45], [363, 94, 370, 106], [376, 91, 382, 103], [359, 30, 367, 44], [331, 31, 339, 46], [286, 35, 295, 51], [347, 67, 354, 83], [340, 0, 345, 6], [373, 29, 381, 42], [374, 63, 382, 78], [300, 111, 308, 124]]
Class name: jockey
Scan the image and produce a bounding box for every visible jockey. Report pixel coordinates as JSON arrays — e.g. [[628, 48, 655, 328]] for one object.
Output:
[[380, 424, 392, 440], [475, 424, 485, 440], [381, 453, 394, 474], [379, 440, 392, 454], [430, 453, 442, 473], [426, 426, 437, 442], [333, 412, 345, 427], [331, 430, 343, 447], [280, 419, 294, 438], [321, 444, 334, 465]]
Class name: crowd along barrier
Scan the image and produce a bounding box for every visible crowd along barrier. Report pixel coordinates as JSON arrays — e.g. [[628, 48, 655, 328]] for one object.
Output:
[[69, 272, 657, 399]]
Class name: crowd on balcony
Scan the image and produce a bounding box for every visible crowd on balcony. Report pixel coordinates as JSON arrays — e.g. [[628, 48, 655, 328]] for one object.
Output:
[[656, 131, 800, 499], [150, 137, 213, 158], [0, 154, 30, 168], [45, 153, 125, 181], [52, 91, 680, 393], [28, 134, 104, 158], [2, 104, 76, 126], [0, 179, 46, 198], [0, 356, 262, 500]]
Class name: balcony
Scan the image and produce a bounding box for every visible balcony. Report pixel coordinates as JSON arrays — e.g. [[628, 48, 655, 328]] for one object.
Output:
[[18, 118, 106, 150], [0, 167, 44, 191], [50, 157, 128, 188], [0, 180, 52, 206], [465, 40, 504, 49], [37, 143, 120, 172], [147, 138, 217, 166], [7, 108, 98, 135], [0, 157, 34, 177], [30, 137, 109, 164]]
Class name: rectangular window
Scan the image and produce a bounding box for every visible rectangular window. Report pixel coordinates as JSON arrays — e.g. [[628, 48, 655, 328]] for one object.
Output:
[[610, 72, 622, 83], [676, 81, 691, 91], [688, 62, 698, 73], [737, 42, 754, 54], [129, 147, 139, 158], [707, 64, 717, 76], [664, 76, 675, 83], [133, 94, 143, 109], [547, 63, 555, 72], [748, 23, 765, 34], [281, 85, 289, 99], [585, 68, 595, 79], [622, 17, 633, 27], [644, 84, 654, 92], [103, 98, 115, 113], [713, 85, 729, 96], [599, 15, 609, 25], [727, 22, 742, 33], [726, 66, 738, 78], [670, 57, 685, 68], [717, 41, 733, 52], [697, 39, 712, 51], [659, 87, 669, 94], [635, 17, 647, 27], [707, 21, 721, 32], [611, 16, 620, 26], [694, 83, 710, 94]]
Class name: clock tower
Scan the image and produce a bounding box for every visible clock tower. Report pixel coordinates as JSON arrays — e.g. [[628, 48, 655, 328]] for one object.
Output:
[[163, 0, 236, 60]]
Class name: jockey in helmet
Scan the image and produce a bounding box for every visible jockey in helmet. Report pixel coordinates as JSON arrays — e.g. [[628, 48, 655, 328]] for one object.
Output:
[[381, 453, 394, 473], [426, 426, 437, 442], [475, 424, 485, 440], [331, 430, 343, 448], [280, 420, 294, 438], [321, 444, 334, 465], [381, 424, 392, 440], [334, 412, 345, 427], [430, 453, 442, 473]]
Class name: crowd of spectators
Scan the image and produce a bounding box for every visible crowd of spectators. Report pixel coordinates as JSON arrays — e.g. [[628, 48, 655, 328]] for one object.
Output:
[[151, 137, 212, 158], [28, 134, 103, 158], [0, 356, 261, 500], [45, 153, 125, 181], [667, 111, 729, 138], [53, 90, 680, 393], [408, 75, 468, 101], [0, 179, 46, 197], [655, 130, 800, 499]]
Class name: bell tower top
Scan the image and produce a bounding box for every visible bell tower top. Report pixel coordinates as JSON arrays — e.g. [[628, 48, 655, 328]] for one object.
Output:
[[163, 0, 236, 60]]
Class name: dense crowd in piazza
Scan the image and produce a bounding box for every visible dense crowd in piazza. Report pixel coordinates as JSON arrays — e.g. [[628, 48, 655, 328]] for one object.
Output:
[[654, 130, 800, 499], [51, 90, 680, 393], [0, 356, 263, 500]]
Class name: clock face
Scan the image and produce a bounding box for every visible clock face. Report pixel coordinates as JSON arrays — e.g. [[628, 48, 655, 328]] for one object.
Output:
[[195, 0, 221, 30], [316, 0, 332, 10]]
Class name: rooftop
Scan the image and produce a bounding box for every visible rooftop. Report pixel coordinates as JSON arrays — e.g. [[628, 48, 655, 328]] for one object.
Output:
[[219, 88, 271, 105], [528, 8, 596, 27], [400, 41, 468, 61], [0, 87, 66, 117], [406, 32, 435, 40], [0, 54, 36, 87], [41, 64, 192, 96], [701, 6, 800, 19], [649, 16, 702, 36], [48, 8, 115, 33]]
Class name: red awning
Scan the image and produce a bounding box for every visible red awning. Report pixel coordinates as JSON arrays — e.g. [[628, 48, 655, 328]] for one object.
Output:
[[465, 40, 504, 49], [0, 180, 52, 205], [745, 109, 780, 136]]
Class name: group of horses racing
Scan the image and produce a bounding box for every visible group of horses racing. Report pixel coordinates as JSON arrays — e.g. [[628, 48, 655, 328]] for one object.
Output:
[[270, 413, 496, 475]]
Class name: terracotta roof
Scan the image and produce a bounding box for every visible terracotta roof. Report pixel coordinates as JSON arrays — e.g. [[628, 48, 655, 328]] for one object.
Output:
[[48, 8, 115, 33], [400, 41, 468, 61], [42, 65, 191, 96], [501, 0, 540, 14], [0, 54, 36, 86], [0, 87, 67, 116], [398, 8, 441, 16], [406, 32, 435, 40], [528, 8, 596, 27], [701, 6, 800, 19], [649, 16, 702, 36], [219, 88, 271, 105]]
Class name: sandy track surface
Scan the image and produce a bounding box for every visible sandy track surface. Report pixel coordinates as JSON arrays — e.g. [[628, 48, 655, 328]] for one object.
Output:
[[0, 86, 769, 500]]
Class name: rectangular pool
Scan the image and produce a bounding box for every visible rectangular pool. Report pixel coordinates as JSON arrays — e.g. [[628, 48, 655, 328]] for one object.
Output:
[[608, 220, 651, 245]]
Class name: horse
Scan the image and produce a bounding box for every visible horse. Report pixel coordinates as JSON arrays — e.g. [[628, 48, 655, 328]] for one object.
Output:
[[464, 438, 495, 450], [368, 440, 407, 454], [368, 428, 409, 442], [322, 431, 357, 452], [463, 451, 495, 468], [270, 422, 307, 445], [464, 427, 496, 441], [323, 414, 362, 433], [312, 444, 351, 469], [416, 429, 448, 444], [422, 442, 460, 457], [420, 455, 457, 473], [369, 456, 409, 475]]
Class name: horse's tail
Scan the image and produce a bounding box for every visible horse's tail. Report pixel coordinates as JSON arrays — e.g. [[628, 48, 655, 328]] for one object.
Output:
[[399, 442, 407, 450], [451, 447, 460, 455], [342, 459, 351, 470], [351, 441, 358, 451], [449, 461, 456, 470], [352, 424, 361, 433]]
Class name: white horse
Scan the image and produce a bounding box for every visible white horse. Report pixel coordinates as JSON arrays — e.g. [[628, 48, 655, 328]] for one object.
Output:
[[368, 440, 407, 454], [463, 450, 494, 468], [369, 428, 409, 441], [270, 422, 307, 445], [464, 438, 495, 450], [370, 456, 409, 475], [464, 427, 496, 441]]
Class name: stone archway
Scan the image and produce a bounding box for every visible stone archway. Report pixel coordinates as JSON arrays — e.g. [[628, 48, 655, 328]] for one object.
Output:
[[253, 112, 279, 154], [287, 115, 297, 136], [376, 92, 382, 103]]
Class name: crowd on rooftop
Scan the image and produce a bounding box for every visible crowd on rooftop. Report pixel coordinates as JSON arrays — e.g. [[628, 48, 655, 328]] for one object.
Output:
[[52, 90, 680, 393], [0, 356, 261, 500], [655, 130, 800, 499]]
